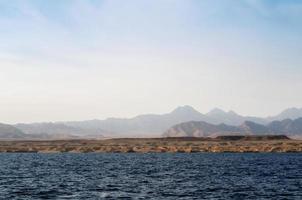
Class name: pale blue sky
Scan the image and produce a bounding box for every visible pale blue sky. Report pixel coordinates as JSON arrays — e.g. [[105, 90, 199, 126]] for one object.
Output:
[[0, 0, 302, 123]]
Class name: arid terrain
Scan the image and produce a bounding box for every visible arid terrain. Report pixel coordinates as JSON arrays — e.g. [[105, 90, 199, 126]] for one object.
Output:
[[0, 135, 301, 153]]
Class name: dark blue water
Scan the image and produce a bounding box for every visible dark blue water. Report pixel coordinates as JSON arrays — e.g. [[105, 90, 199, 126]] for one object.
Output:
[[0, 153, 301, 199]]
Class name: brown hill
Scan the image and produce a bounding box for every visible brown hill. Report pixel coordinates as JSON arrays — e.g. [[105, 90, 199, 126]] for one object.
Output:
[[163, 118, 302, 138]]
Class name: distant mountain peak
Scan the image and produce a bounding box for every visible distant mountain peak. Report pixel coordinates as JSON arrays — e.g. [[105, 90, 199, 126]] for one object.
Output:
[[280, 107, 301, 114], [228, 110, 238, 115], [206, 108, 226, 115], [268, 107, 302, 121], [286, 107, 300, 110], [171, 105, 200, 114]]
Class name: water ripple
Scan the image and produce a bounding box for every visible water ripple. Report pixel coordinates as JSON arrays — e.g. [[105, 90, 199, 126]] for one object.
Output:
[[0, 153, 301, 199]]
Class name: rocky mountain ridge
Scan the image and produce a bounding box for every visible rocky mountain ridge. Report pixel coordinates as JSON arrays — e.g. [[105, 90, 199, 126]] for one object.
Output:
[[163, 118, 302, 138], [0, 105, 301, 139]]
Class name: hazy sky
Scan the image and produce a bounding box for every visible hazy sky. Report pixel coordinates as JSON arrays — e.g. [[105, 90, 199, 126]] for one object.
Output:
[[0, 0, 302, 123]]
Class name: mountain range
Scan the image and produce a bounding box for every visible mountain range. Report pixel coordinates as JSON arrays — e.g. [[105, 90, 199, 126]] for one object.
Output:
[[60, 106, 302, 137], [163, 118, 302, 139], [0, 105, 301, 139], [15, 123, 106, 140]]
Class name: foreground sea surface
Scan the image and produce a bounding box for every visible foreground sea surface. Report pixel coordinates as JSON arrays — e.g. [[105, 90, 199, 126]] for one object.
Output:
[[0, 153, 301, 199]]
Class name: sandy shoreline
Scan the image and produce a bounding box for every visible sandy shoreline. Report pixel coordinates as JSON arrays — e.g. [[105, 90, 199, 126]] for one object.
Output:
[[0, 136, 301, 153]]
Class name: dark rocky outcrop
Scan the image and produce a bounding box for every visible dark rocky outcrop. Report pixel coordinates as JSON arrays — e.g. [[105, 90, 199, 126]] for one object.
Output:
[[215, 135, 290, 141]]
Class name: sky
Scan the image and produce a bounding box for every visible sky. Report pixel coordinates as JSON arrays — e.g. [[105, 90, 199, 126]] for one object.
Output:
[[0, 0, 302, 123]]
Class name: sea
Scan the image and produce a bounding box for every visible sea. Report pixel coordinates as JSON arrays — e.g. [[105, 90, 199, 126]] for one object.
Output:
[[0, 153, 301, 199]]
